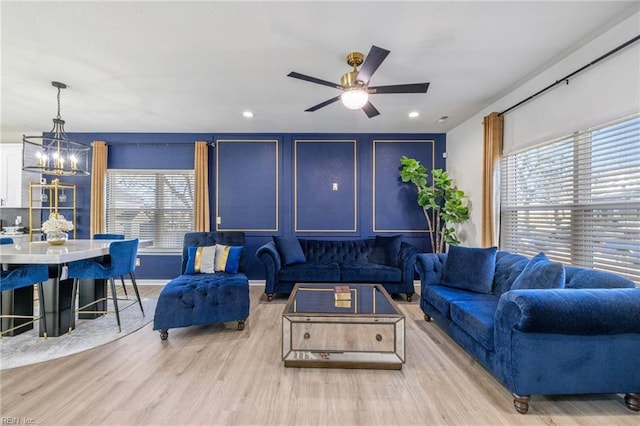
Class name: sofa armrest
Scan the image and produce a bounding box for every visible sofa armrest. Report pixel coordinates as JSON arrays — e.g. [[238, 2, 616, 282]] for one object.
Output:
[[399, 242, 421, 293], [255, 241, 282, 295], [496, 288, 640, 335], [256, 241, 281, 268], [415, 253, 446, 287]]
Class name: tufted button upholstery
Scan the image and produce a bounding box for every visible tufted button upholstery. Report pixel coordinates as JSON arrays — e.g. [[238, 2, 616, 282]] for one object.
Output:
[[153, 232, 250, 340], [300, 239, 373, 264]]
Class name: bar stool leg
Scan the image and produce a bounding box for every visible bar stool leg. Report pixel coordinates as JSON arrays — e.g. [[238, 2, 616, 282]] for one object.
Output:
[[129, 273, 145, 316], [120, 276, 128, 297], [109, 277, 121, 332]]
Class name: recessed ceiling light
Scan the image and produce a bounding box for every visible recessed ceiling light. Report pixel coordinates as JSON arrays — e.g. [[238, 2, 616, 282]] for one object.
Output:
[[243, 111, 254, 118], [408, 111, 420, 118], [436, 115, 450, 123]]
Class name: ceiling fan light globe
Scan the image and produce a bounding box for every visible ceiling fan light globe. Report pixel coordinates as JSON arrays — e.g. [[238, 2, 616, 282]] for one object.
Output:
[[341, 88, 369, 110]]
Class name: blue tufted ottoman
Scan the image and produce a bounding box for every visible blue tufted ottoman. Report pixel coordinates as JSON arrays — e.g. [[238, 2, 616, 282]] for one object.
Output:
[[153, 232, 250, 340]]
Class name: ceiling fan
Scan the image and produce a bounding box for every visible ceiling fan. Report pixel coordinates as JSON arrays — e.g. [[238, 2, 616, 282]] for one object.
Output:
[[287, 45, 429, 118]]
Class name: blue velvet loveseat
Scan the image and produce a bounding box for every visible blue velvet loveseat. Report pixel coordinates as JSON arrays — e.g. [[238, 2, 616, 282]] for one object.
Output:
[[415, 246, 640, 414], [153, 232, 250, 340], [256, 235, 420, 301]]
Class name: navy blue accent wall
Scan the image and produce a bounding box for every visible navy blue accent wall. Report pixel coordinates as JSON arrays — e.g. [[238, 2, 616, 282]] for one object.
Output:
[[108, 143, 194, 170], [68, 132, 445, 280], [216, 139, 279, 231], [294, 140, 357, 233], [135, 255, 183, 279], [373, 140, 437, 232]]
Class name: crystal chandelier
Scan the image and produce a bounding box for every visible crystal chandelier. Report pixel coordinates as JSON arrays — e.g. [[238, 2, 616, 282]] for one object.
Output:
[[22, 81, 90, 176]]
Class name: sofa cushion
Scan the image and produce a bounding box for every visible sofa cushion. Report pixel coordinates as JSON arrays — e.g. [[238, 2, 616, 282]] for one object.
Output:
[[340, 263, 402, 283], [492, 252, 529, 295], [182, 232, 246, 274], [450, 299, 500, 351], [442, 245, 497, 294], [273, 236, 307, 266], [511, 252, 565, 290], [279, 263, 341, 282], [424, 284, 499, 318], [184, 245, 217, 274], [368, 235, 402, 266], [214, 244, 244, 273]]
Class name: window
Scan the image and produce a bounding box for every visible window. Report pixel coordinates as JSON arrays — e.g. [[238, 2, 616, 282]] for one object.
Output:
[[106, 170, 195, 250], [501, 114, 640, 284]]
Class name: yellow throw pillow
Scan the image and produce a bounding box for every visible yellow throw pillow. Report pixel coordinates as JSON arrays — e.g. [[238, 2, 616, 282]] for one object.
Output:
[[214, 244, 231, 272]]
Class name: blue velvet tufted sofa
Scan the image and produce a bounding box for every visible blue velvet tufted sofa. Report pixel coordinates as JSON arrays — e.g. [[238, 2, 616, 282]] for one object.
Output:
[[415, 247, 640, 414], [153, 232, 250, 340], [256, 235, 420, 302]]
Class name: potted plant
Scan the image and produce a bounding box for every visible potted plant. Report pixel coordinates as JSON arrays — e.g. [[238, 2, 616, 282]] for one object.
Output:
[[399, 155, 470, 253]]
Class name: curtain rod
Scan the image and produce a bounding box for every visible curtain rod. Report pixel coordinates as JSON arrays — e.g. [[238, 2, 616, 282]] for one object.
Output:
[[498, 34, 640, 117]]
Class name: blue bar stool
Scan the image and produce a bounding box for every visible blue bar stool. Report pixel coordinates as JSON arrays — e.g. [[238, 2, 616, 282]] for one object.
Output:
[[67, 239, 144, 332], [1, 238, 50, 338], [93, 233, 128, 296]]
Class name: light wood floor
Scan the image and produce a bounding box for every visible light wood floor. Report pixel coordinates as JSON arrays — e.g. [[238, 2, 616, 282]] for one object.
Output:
[[0, 285, 637, 425]]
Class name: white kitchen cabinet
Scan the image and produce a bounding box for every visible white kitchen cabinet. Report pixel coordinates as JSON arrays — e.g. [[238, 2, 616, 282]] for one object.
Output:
[[0, 144, 23, 207]]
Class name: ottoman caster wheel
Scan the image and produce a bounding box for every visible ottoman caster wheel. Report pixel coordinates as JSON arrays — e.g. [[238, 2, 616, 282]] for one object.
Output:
[[406, 294, 413, 302], [267, 294, 273, 302], [513, 394, 530, 414], [424, 314, 431, 322], [237, 320, 245, 331], [625, 393, 640, 411], [159, 329, 168, 341]]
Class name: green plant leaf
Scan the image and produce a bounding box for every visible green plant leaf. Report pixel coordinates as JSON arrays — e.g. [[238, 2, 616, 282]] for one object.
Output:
[[399, 157, 470, 252]]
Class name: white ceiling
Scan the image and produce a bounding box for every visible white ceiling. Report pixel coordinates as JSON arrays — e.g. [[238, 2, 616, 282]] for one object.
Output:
[[1, 1, 638, 142]]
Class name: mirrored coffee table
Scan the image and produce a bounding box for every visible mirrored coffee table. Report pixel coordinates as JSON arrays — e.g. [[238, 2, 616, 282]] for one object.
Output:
[[282, 283, 405, 369]]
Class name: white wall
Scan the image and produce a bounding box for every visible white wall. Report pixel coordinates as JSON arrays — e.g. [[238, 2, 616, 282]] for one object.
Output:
[[446, 11, 640, 247]]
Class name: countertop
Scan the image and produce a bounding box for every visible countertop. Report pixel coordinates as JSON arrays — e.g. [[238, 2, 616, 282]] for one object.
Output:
[[0, 239, 152, 264]]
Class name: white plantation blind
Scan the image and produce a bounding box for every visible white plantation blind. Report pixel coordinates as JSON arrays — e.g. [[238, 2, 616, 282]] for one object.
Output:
[[501, 114, 640, 284], [106, 170, 195, 249]]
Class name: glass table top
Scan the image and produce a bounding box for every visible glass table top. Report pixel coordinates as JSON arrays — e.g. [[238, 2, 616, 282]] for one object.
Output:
[[286, 283, 399, 316]]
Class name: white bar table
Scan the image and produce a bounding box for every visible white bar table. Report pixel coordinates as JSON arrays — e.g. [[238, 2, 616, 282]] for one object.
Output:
[[0, 239, 151, 336]]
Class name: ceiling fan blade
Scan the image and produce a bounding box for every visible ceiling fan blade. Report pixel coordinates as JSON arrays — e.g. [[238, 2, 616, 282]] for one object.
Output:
[[305, 95, 342, 112], [287, 72, 342, 89], [357, 45, 390, 84], [362, 101, 380, 118], [369, 83, 430, 94]]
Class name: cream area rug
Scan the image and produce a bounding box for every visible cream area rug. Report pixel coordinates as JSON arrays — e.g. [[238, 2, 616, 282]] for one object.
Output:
[[0, 297, 156, 370]]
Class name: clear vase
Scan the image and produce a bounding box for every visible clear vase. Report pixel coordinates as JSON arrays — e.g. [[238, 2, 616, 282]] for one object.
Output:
[[46, 231, 68, 245]]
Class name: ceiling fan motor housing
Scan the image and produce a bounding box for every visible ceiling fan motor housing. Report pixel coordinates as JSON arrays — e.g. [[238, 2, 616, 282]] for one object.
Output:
[[344, 52, 365, 87], [346, 51, 364, 68], [341, 70, 364, 88]]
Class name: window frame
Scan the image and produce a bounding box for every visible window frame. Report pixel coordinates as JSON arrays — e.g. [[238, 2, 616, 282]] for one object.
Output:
[[500, 113, 640, 284], [105, 169, 195, 250]]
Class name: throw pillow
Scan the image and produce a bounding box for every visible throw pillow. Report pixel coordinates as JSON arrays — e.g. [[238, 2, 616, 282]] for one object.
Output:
[[214, 244, 244, 273], [511, 252, 566, 290], [184, 245, 217, 274], [442, 245, 498, 294], [273, 236, 306, 266], [368, 235, 403, 266]]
